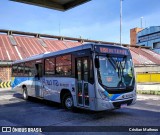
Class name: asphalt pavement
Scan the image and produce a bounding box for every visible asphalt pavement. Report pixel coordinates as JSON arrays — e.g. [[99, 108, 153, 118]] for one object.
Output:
[[0, 88, 159, 135]]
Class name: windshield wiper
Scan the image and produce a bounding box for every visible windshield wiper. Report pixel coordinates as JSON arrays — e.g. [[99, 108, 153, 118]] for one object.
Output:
[[116, 57, 127, 87], [106, 55, 116, 70]]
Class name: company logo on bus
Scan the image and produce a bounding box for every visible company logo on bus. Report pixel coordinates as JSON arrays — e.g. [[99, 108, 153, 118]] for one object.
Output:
[[99, 47, 128, 55], [106, 77, 112, 82], [42, 79, 59, 86]]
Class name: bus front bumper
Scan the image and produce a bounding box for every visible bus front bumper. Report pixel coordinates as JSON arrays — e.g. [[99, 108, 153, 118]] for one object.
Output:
[[95, 96, 136, 111]]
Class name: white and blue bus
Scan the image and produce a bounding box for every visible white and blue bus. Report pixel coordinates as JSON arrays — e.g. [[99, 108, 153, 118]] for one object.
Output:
[[12, 43, 136, 111]]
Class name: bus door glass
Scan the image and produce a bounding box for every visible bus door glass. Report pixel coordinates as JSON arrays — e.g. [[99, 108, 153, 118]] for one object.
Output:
[[76, 57, 89, 107], [35, 63, 43, 80], [35, 63, 43, 97]]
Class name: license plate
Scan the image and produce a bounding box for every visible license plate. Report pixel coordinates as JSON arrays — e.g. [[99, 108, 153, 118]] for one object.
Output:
[[121, 104, 127, 108]]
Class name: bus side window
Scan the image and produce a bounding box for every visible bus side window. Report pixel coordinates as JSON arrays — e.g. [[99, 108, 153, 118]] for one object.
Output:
[[56, 55, 71, 76], [24, 63, 29, 76], [24, 62, 31, 76], [17, 63, 24, 76], [24, 61, 35, 77], [45, 57, 55, 76], [12, 64, 18, 76]]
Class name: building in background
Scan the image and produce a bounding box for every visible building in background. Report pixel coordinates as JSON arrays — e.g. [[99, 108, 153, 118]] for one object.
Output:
[[0, 29, 160, 88], [130, 27, 143, 45], [137, 26, 160, 54]]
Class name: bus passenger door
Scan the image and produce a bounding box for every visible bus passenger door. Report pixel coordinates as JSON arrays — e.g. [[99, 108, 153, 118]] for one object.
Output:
[[35, 63, 43, 98], [76, 57, 89, 107]]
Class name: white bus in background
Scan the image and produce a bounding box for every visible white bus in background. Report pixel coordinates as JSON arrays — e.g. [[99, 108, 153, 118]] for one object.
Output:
[[12, 43, 136, 111]]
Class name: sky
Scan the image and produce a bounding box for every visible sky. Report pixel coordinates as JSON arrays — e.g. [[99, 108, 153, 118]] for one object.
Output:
[[0, 0, 160, 44]]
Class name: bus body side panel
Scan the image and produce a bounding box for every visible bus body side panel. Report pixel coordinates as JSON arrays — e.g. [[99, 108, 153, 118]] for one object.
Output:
[[41, 77, 96, 109], [41, 77, 75, 103], [12, 76, 35, 96], [41, 78, 96, 110]]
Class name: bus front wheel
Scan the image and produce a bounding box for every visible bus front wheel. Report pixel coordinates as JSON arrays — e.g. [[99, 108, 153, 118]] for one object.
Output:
[[62, 93, 73, 110], [23, 87, 28, 100]]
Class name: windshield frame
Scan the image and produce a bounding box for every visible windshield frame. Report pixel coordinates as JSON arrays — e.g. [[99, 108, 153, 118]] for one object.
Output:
[[96, 54, 135, 94]]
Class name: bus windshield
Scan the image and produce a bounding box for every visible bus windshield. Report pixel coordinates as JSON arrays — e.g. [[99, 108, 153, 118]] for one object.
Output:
[[97, 55, 135, 89]]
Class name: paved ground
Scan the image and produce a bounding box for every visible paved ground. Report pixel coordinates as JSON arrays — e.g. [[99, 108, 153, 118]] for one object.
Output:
[[0, 88, 160, 135]]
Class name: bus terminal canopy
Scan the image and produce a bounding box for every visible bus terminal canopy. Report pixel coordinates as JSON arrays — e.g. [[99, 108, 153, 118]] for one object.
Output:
[[10, 0, 90, 11]]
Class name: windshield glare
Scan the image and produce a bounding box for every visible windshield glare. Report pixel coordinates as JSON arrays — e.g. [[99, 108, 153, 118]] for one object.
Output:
[[97, 55, 134, 88]]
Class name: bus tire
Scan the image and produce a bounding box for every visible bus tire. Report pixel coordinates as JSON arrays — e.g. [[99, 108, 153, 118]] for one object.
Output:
[[62, 93, 73, 110], [23, 87, 28, 100]]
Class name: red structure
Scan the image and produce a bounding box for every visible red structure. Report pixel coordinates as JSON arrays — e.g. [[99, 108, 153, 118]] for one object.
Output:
[[130, 27, 143, 45]]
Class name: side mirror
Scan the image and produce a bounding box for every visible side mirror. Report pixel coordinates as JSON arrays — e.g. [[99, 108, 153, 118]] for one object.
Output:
[[95, 58, 100, 68]]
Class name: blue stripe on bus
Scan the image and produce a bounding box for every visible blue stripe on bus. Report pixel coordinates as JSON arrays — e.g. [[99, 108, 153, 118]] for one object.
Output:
[[104, 90, 122, 101], [11, 77, 34, 88], [110, 94, 122, 101]]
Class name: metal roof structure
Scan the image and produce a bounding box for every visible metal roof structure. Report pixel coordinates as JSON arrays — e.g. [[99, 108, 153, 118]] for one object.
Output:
[[0, 30, 160, 66], [10, 0, 90, 11]]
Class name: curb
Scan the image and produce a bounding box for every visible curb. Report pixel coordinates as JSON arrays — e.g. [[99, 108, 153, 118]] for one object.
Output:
[[0, 88, 11, 91], [137, 90, 160, 95]]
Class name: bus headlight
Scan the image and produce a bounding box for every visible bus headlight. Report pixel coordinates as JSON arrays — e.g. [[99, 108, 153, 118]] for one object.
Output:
[[98, 89, 109, 101]]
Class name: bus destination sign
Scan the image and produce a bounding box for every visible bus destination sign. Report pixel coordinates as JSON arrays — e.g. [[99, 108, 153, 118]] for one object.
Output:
[[96, 46, 128, 55]]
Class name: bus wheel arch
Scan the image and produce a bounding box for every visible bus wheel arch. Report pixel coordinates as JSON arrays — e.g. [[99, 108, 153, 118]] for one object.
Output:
[[60, 89, 73, 110], [22, 85, 28, 100]]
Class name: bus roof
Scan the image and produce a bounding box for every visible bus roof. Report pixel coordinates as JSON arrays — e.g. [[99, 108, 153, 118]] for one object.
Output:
[[12, 43, 128, 64]]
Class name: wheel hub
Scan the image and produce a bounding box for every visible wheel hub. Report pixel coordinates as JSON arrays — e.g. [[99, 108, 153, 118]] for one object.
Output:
[[65, 98, 72, 108], [23, 91, 26, 98]]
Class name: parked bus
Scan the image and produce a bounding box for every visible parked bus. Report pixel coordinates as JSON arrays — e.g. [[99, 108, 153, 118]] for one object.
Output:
[[11, 43, 136, 111]]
